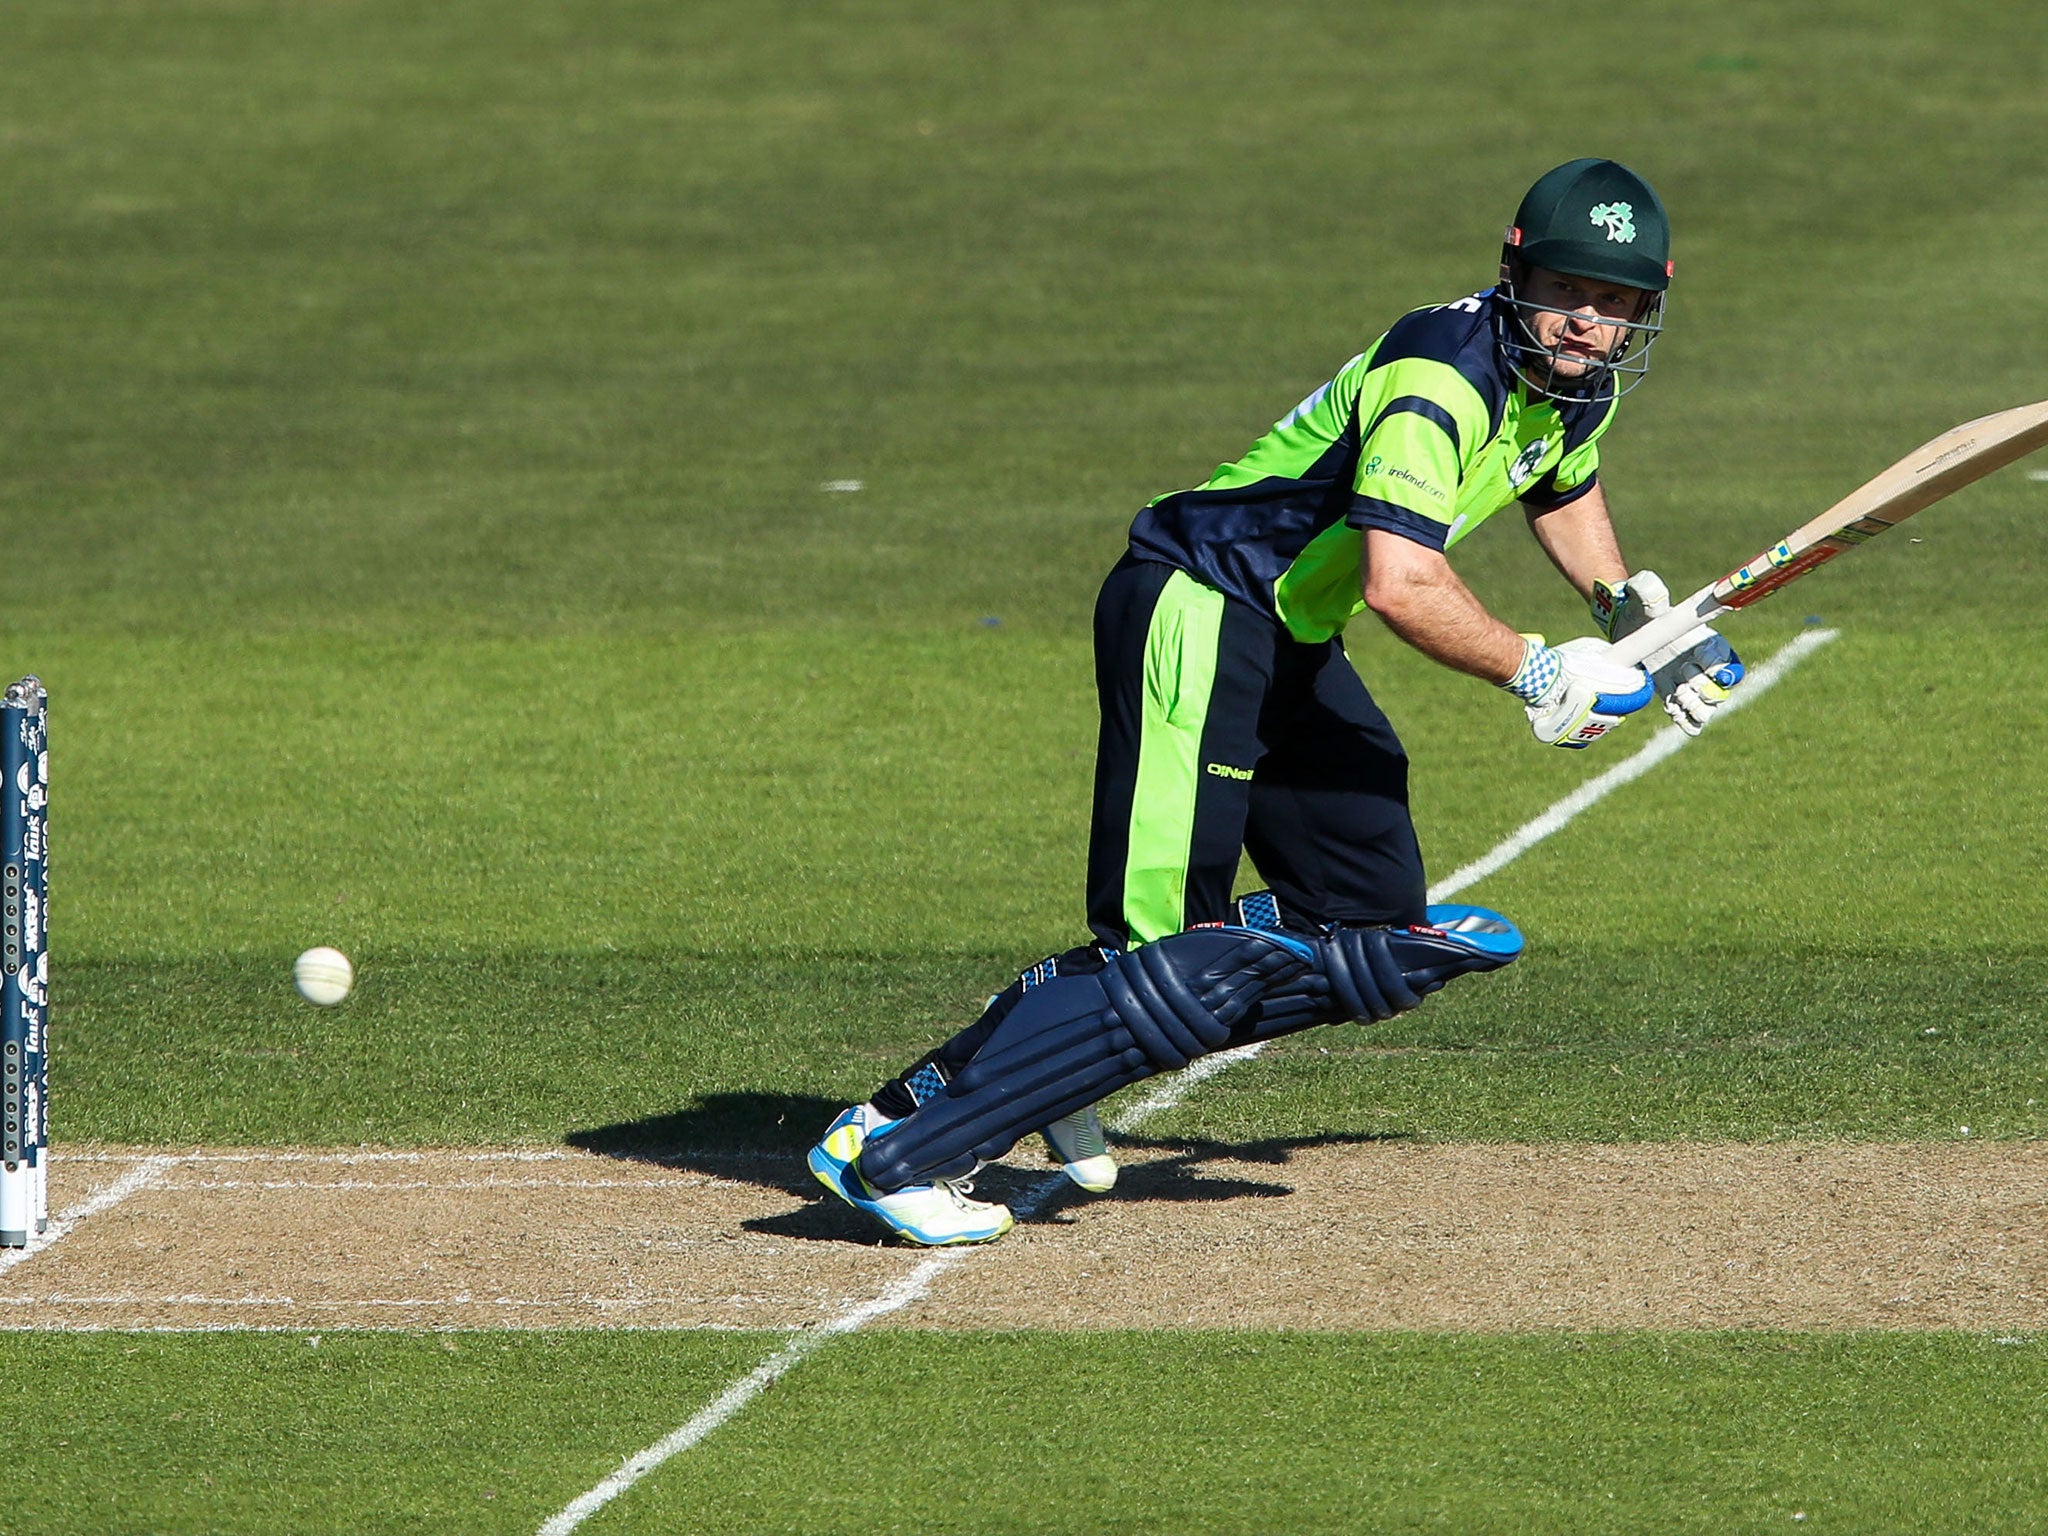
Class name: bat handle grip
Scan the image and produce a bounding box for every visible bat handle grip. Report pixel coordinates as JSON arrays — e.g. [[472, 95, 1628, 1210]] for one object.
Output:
[[1599, 589, 1727, 669]]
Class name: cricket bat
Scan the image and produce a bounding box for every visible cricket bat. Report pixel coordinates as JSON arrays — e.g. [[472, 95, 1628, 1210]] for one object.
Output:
[[1605, 399, 2048, 669]]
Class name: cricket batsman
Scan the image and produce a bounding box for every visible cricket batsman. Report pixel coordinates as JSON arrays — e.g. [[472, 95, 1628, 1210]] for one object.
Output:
[[809, 158, 1745, 1244]]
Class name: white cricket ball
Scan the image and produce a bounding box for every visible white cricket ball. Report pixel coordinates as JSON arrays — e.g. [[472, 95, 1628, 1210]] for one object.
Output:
[[293, 946, 354, 1006]]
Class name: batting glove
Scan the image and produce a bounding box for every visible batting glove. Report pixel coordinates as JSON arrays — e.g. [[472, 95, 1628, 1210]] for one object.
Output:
[[1502, 634, 1655, 750], [1590, 571, 1746, 737]]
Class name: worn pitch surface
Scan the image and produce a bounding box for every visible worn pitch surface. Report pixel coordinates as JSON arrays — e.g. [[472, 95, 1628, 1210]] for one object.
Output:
[[7, 1143, 2043, 1334]]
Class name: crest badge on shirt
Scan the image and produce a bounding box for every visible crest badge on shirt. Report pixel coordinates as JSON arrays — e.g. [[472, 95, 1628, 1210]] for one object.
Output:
[[1508, 437, 1550, 490]]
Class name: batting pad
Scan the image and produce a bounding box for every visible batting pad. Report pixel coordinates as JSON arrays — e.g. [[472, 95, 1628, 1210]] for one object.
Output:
[[854, 909, 1522, 1194], [855, 927, 1312, 1193]]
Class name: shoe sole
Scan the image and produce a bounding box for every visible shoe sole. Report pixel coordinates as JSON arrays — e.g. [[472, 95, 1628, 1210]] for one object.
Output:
[[807, 1143, 854, 1200], [1044, 1120, 1118, 1194], [1060, 1155, 1118, 1194], [807, 1145, 1012, 1246]]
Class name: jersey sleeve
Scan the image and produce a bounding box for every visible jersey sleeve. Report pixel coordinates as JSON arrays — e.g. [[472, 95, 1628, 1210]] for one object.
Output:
[[1344, 358, 1491, 551], [1521, 392, 1617, 511]]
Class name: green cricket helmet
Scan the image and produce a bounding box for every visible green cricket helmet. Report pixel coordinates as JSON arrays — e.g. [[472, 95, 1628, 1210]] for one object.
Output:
[[1496, 158, 1672, 399]]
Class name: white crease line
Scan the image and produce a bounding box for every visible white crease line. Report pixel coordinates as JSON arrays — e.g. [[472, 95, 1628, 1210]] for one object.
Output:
[[316, 1296, 832, 1311], [64, 1149, 584, 1166], [172, 1178, 743, 1192], [536, 1255, 957, 1536], [0, 1155, 181, 1278], [0, 1321, 809, 1335], [544, 1140, 1087, 1535], [67, 1147, 792, 1168], [1106, 1045, 1265, 1133], [5, 1294, 829, 1312], [64, 1148, 796, 1169], [1429, 628, 1839, 901], [17, 1294, 297, 1307], [539, 629, 1838, 1534]]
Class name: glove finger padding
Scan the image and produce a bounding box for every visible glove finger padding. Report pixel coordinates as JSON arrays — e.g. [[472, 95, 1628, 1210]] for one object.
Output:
[[1656, 634, 1745, 736], [1604, 567, 1745, 736], [1590, 569, 1671, 641]]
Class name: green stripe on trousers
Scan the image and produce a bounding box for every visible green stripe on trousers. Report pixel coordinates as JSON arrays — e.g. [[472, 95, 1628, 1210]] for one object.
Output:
[[1123, 569, 1225, 945]]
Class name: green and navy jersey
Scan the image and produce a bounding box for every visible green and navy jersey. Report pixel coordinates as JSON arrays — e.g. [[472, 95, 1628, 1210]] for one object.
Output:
[[1128, 289, 1617, 643]]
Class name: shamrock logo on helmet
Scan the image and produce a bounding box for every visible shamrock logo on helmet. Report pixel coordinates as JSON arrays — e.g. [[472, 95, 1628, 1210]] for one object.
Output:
[[1589, 202, 1636, 243]]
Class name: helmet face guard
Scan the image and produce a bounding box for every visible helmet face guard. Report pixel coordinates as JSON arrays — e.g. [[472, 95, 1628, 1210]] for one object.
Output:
[[1495, 258, 1665, 400]]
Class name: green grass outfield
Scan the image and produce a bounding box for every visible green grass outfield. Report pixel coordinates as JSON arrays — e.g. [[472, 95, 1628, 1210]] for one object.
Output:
[[3, 0, 2047, 1531], [9, 1331, 2048, 1535]]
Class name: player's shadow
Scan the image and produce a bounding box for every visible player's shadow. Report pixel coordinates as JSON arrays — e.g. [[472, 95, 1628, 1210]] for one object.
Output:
[[566, 1096, 1409, 1245], [565, 1091, 846, 1200], [742, 1128, 1408, 1245]]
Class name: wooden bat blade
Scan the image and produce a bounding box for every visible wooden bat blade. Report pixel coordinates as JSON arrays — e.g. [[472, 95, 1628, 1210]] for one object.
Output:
[[1713, 399, 2048, 610], [1605, 400, 2048, 670]]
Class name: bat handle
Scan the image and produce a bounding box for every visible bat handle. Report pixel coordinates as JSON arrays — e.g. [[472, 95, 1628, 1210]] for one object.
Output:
[[1599, 585, 1728, 669]]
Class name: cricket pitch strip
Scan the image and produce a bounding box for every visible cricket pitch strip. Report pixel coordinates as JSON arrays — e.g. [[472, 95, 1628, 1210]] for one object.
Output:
[[3, 1141, 2044, 1334]]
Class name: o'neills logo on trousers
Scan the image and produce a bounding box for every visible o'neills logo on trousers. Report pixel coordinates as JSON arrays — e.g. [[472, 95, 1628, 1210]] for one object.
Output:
[[1205, 762, 1255, 781]]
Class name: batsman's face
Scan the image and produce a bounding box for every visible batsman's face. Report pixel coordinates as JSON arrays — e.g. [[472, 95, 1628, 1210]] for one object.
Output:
[[1520, 268, 1650, 377]]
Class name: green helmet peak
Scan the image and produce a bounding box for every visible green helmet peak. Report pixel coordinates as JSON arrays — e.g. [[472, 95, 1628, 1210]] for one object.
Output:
[[1506, 158, 1671, 292]]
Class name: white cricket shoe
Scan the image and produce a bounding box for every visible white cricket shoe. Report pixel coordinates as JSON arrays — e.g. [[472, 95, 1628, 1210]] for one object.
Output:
[[1042, 1103, 1117, 1193], [807, 1104, 1014, 1246], [852, 1174, 1014, 1246]]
